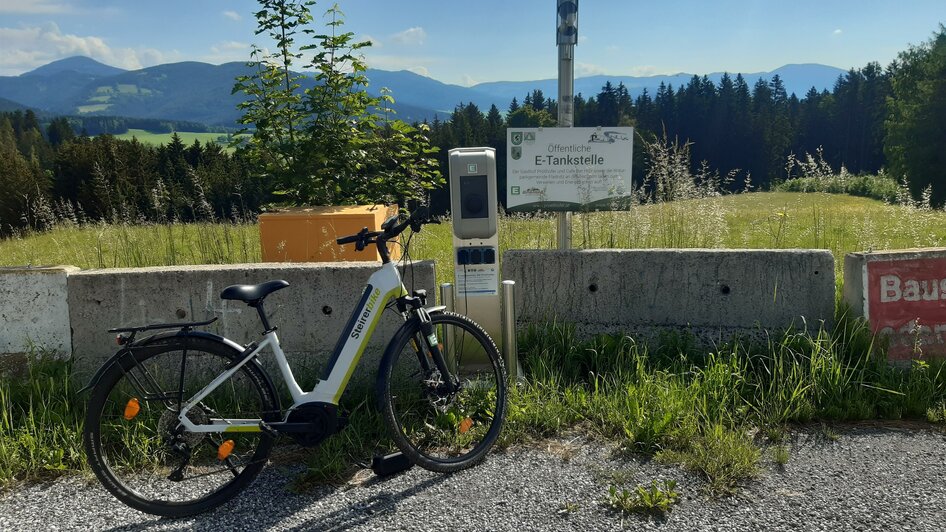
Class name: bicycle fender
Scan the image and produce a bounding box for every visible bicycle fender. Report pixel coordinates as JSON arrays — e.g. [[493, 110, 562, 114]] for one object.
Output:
[[78, 347, 137, 394]]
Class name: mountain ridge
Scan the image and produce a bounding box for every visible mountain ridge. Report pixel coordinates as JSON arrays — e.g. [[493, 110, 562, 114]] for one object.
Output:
[[0, 57, 848, 128], [22, 56, 127, 78]]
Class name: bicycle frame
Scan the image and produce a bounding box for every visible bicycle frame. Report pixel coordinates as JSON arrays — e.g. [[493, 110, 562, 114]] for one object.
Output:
[[176, 261, 408, 434]]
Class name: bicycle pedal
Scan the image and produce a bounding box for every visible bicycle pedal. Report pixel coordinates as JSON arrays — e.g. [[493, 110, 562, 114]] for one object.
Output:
[[371, 452, 413, 477]]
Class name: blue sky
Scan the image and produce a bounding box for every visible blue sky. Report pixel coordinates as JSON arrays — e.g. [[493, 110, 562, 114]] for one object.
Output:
[[1, 0, 944, 84]]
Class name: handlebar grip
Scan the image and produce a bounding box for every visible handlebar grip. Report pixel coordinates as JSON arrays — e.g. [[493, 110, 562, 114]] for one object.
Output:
[[336, 235, 359, 245]]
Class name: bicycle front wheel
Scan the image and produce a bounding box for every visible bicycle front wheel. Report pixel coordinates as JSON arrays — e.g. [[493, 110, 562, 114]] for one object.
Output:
[[379, 311, 507, 472], [84, 336, 279, 517]]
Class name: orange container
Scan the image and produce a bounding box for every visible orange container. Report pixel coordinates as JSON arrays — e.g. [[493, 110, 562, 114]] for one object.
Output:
[[259, 205, 400, 262]]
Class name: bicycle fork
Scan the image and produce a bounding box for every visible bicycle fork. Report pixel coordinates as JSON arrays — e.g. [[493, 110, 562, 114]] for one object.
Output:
[[414, 308, 458, 394]]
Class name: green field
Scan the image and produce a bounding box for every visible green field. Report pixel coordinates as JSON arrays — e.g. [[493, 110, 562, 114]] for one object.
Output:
[[3, 192, 946, 287], [112, 128, 243, 148], [76, 103, 111, 114]]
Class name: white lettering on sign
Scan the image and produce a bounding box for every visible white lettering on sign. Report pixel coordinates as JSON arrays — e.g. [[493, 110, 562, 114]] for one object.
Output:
[[879, 320, 946, 348], [878, 274, 946, 303]]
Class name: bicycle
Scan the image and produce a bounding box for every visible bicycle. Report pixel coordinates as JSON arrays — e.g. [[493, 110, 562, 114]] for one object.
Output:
[[81, 208, 508, 517]]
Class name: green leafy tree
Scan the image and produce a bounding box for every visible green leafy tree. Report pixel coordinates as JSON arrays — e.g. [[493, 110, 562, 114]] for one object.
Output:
[[235, 1, 441, 206], [506, 105, 556, 128], [885, 25, 946, 205]]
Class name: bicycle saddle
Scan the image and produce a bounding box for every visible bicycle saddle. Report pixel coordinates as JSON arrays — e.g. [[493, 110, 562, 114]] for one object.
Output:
[[220, 280, 289, 303]]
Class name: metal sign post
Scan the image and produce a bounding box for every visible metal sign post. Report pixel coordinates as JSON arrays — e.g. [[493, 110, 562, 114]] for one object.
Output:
[[556, 0, 578, 249]]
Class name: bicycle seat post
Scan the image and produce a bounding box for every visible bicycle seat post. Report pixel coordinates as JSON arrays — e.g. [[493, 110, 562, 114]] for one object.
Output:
[[250, 300, 274, 333]]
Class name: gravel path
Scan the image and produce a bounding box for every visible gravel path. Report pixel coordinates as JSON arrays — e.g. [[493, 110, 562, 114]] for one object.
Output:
[[3, 423, 946, 531]]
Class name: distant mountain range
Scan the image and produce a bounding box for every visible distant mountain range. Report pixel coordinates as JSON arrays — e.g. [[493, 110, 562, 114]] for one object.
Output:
[[0, 56, 848, 129]]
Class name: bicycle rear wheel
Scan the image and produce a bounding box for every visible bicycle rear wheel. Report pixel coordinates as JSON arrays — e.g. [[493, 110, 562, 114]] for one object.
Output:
[[84, 336, 279, 517], [378, 311, 507, 472]]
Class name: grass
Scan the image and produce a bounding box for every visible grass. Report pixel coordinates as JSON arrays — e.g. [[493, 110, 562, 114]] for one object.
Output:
[[77, 104, 111, 114], [112, 129, 247, 149], [494, 315, 946, 494], [771, 444, 790, 466], [4, 187, 946, 493], [0, 352, 85, 486], [5, 192, 946, 285], [0, 222, 260, 269], [407, 191, 946, 287], [607, 480, 680, 517], [7, 314, 945, 492]]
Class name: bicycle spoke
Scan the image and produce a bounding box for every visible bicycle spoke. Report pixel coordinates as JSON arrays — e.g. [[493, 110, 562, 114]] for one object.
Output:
[[86, 339, 277, 515]]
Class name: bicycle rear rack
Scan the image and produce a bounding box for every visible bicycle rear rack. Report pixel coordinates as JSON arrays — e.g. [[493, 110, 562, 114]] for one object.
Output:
[[109, 317, 219, 334]]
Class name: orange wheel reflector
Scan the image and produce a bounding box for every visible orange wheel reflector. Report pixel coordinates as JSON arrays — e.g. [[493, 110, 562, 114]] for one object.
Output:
[[459, 417, 473, 434], [218, 440, 235, 461], [123, 398, 140, 420]]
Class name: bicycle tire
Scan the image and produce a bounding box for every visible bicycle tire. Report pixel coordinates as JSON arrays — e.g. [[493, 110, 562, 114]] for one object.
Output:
[[378, 311, 507, 472], [84, 336, 279, 517]]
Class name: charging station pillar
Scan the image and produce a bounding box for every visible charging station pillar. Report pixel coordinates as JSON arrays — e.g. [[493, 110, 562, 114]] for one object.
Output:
[[446, 147, 519, 378]]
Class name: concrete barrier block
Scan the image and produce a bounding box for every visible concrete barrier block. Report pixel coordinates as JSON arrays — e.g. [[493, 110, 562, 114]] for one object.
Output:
[[0, 265, 77, 359], [68, 262, 435, 380], [503, 249, 835, 341], [844, 248, 946, 361]]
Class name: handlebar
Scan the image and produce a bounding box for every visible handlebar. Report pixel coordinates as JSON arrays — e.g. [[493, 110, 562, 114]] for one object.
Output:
[[335, 208, 438, 261]]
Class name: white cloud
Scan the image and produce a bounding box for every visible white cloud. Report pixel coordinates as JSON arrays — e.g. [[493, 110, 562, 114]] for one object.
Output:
[[627, 65, 661, 77], [204, 41, 251, 63], [0, 23, 174, 75], [223, 10, 241, 21], [363, 53, 436, 74], [576, 62, 607, 76], [390, 27, 426, 46], [605, 45, 620, 53], [409, 66, 429, 77], [211, 41, 249, 53], [0, 0, 72, 14], [460, 74, 478, 87], [833, 28, 842, 35], [359, 34, 382, 48]]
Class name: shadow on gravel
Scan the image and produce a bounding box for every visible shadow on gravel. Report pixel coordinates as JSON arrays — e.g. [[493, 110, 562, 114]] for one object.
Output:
[[102, 471, 449, 531], [287, 475, 450, 531]]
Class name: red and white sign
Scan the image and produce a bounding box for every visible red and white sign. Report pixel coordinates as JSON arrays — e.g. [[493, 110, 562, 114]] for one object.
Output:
[[866, 258, 946, 360]]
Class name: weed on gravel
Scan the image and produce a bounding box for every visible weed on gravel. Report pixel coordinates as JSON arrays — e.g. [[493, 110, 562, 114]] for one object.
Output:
[[606, 479, 681, 517]]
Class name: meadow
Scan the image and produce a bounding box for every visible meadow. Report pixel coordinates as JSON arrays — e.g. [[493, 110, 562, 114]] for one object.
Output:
[[4, 192, 946, 288], [112, 128, 243, 148]]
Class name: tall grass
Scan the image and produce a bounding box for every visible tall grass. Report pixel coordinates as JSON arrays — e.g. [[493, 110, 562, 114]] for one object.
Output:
[[502, 314, 946, 492], [776, 148, 901, 203], [0, 352, 85, 486], [0, 221, 260, 269], [4, 308, 946, 492]]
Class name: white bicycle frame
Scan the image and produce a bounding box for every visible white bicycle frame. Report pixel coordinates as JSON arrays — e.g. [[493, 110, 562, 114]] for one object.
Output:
[[176, 261, 407, 434]]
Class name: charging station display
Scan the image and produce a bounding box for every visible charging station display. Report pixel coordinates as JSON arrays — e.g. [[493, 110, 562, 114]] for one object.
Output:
[[460, 176, 489, 219]]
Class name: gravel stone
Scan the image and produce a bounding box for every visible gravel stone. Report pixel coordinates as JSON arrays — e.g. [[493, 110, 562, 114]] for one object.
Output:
[[2, 424, 946, 531]]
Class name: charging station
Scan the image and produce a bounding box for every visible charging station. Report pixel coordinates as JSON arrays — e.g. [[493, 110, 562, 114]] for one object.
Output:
[[444, 147, 519, 379]]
